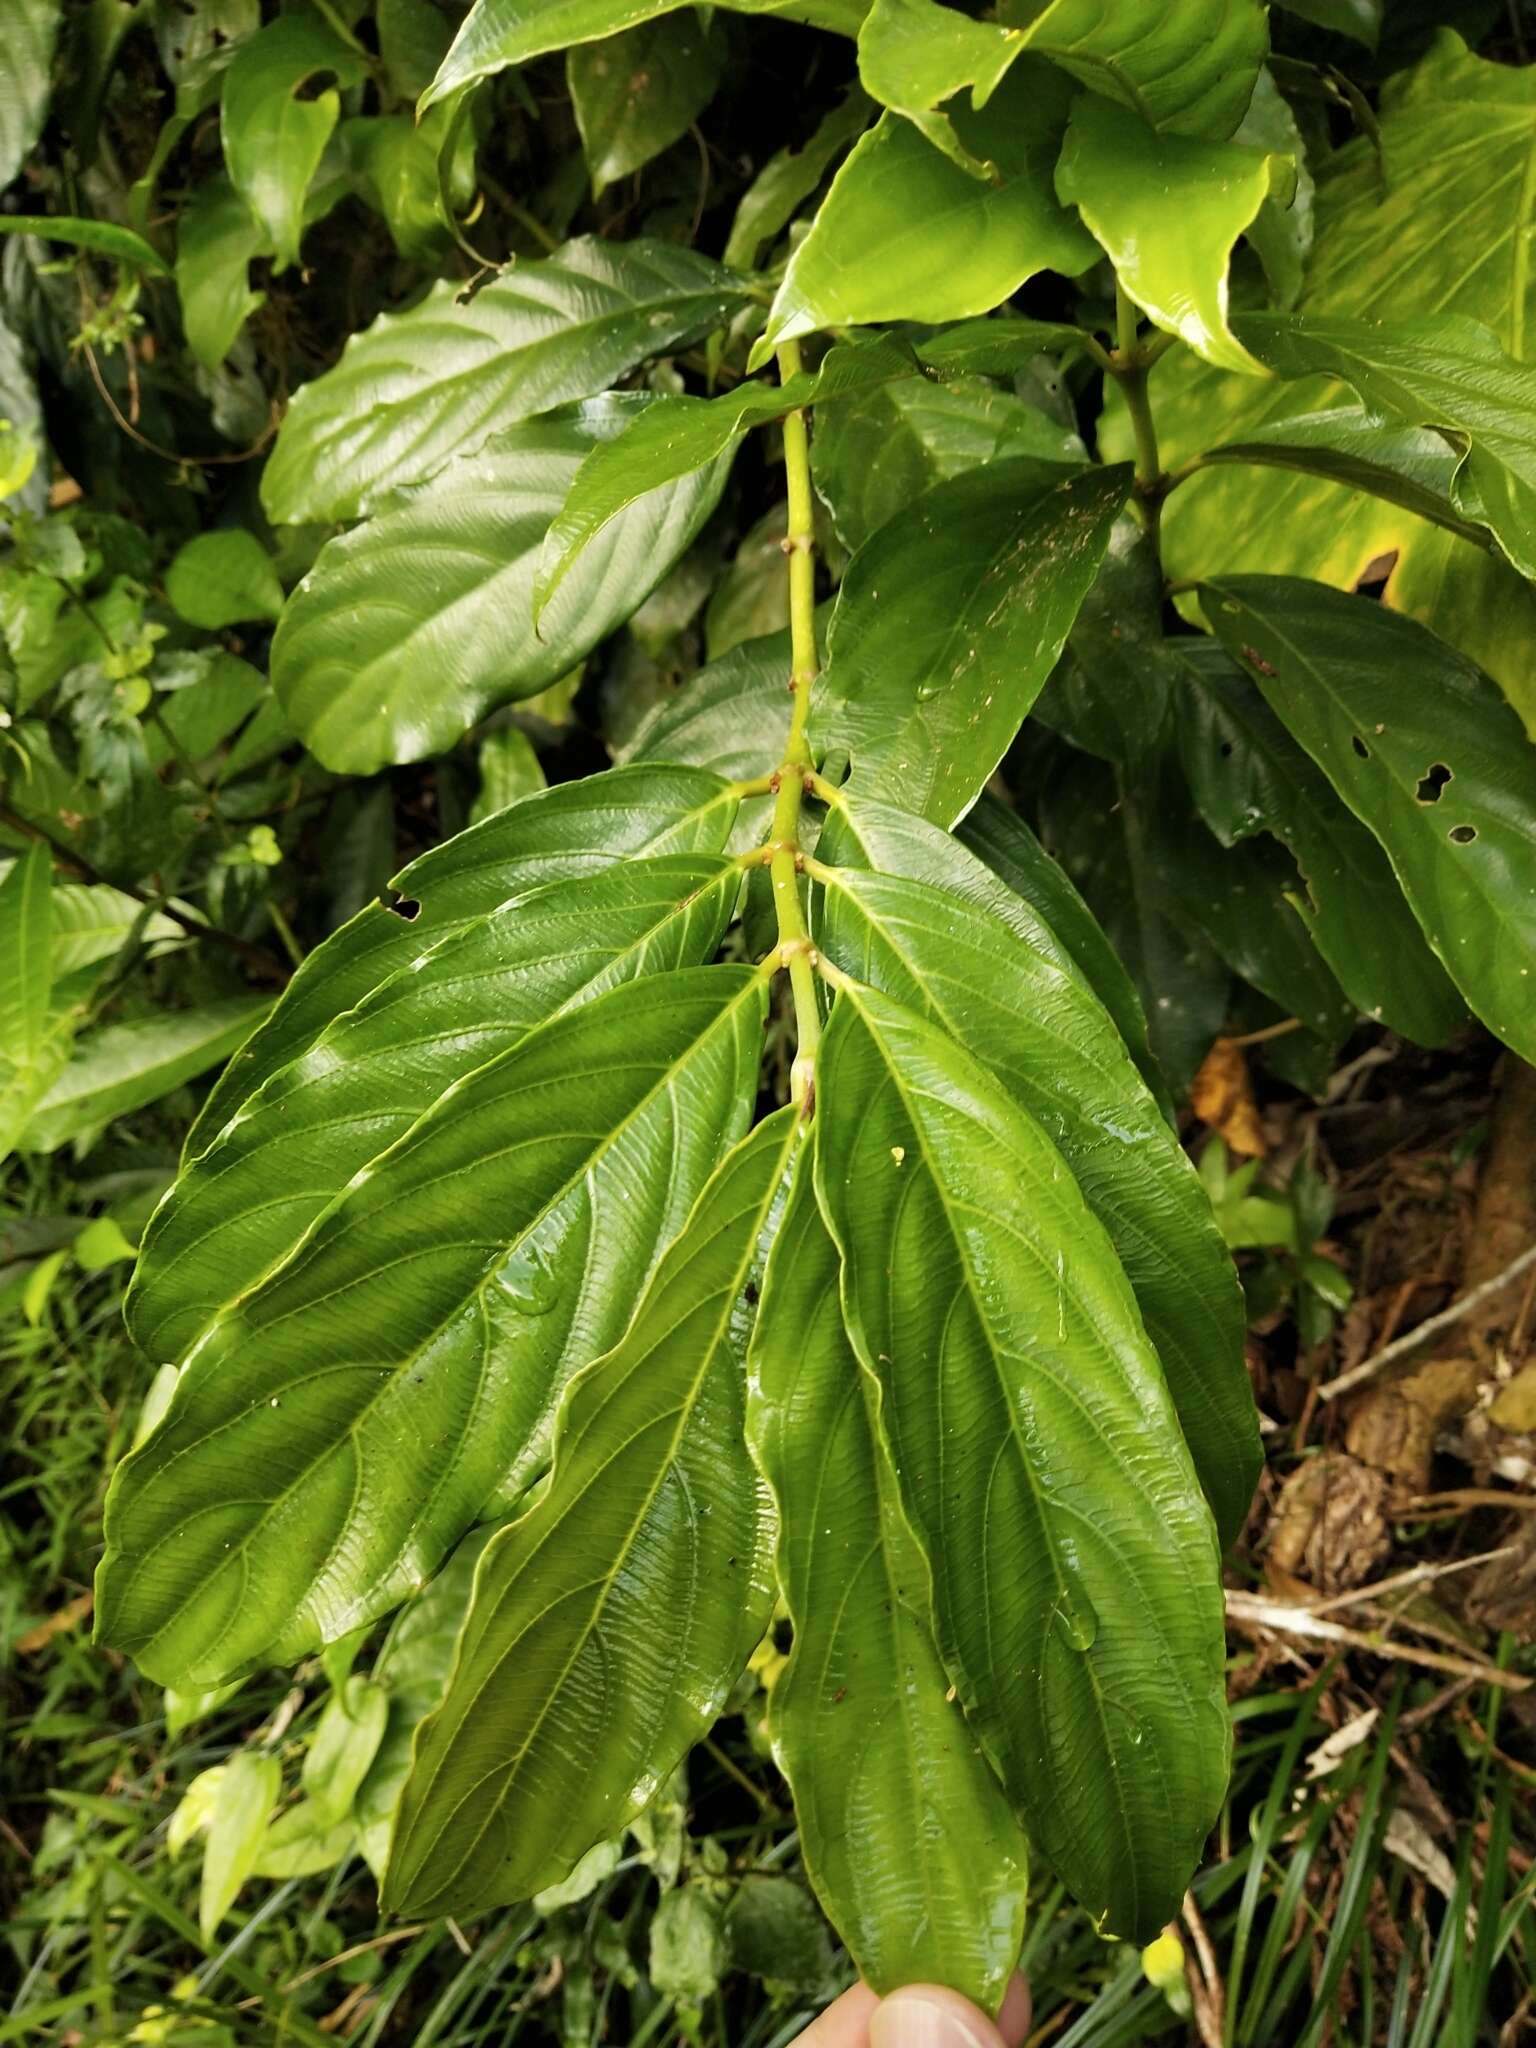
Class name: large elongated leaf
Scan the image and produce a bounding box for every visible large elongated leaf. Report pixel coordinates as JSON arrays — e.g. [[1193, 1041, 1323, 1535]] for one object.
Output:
[[97, 967, 768, 1687], [858, 0, 1265, 158], [747, 1156, 1029, 2008], [535, 338, 915, 613], [189, 762, 737, 1152], [0, 843, 74, 1157], [220, 14, 367, 269], [130, 857, 739, 1367], [814, 844, 1257, 1544], [569, 17, 722, 193], [1234, 311, 1536, 579], [1141, 32, 1536, 729], [814, 459, 1129, 826], [815, 985, 1228, 1941], [956, 794, 1163, 1103], [271, 395, 732, 774], [261, 238, 744, 526], [723, 84, 872, 271], [812, 374, 1082, 553], [760, 66, 1097, 353], [1204, 577, 1536, 1065], [20, 999, 270, 1155], [385, 1107, 795, 1915], [1173, 643, 1466, 1045], [1055, 94, 1288, 376], [422, 0, 868, 107], [622, 630, 791, 782]]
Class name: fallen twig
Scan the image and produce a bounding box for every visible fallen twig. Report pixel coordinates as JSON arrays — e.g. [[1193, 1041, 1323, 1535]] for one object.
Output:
[[1317, 1241, 1536, 1403], [1224, 1590, 1530, 1690]]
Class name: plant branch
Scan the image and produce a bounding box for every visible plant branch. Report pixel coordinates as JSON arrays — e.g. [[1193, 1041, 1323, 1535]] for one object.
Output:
[[1317, 1240, 1536, 1404], [764, 339, 824, 1109]]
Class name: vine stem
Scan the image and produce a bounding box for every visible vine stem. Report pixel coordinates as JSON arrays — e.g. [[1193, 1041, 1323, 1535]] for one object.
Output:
[[1111, 283, 1166, 548], [768, 339, 822, 1109]]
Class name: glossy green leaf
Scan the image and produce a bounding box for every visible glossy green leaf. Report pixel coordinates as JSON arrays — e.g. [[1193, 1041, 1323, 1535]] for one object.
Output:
[[97, 967, 767, 1688], [262, 238, 743, 526], [997, 0, 1266, 138], [1275, 0, 1379, 42], [622, 627, 793, 784], [536, 340, 913, 613], [165, 529, 283, 630], [0, 213, 171, 275], [3, 870, 171, 983], [384, 1107, 795, 1915], [1236, 67, 1313, 309], [760, 65, 1097, 353], [813, 374, 1082, 553], [1234, 311, 1536, 580], [814, 828, 1257, 1543], [815, 984, 1229, 1941], [913, 315, 1088, 378], [341, 112, 452, 260], [0, 843, 53, 1076], [422, 0, 868, 108], [189, 761, 737, 1150], [271, 394, 732, 774], [1037, 749, 1230, 1087], [748, 1155, 1029, 2008], [173, 175, 268, 372], [0, 1, 63, 188], [957, 794, 1165, 1107], [1205, 576, 1536, 1065], [814, 459, 1129, 826], [219, 14, 367, 269], [19, 998, 270, 1155], [472, 727, 547, 823], [1143, 33, 1536, 731], [858, 0, 1266, 168], [569, 17, 722, 194], [200, 1751, 279, 1941], [723, 84, 872, 271], [303, 1676, 389, 1824], [129, 856, 740, 1367], [1173, 642, 1466, 1045], [1055, 94, 1288, 376], [1036, 521, 1175, 767]]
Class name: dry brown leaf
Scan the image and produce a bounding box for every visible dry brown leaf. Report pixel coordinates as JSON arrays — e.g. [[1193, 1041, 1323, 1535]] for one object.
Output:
[[1191, 1036, 1266, 1157]]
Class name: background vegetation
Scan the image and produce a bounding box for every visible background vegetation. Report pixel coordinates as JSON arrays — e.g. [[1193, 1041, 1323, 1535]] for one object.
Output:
[[5, 0, 1536, 2040]]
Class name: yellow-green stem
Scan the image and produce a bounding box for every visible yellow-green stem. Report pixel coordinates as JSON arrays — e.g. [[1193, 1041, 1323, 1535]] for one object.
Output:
[[769, 340, 822, 1107]]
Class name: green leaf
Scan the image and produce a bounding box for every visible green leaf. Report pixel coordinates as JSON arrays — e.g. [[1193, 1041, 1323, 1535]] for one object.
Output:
[[261, 237, 744, 525], [723, 84, 871, 272], [0, 1, 63, 188], [913, 314, 1089, 378], [174, 175, 270, 371], [251, 1801, 356, 1879], [188, 761, 738, 1150], [724, 1875, 835, 1994], [1236, 67, 1313, 310], [271, 394, 733, 774], [957, 794, 1165, 1108], [341, 113, 452, 260], [760, 66, 1097, 354], [1173, 642, 1467, 1045], [814, 459, 1129, 826], [569, 17, 722, 194], [303, 1676, 389, 1824], [1274, 0, 1379, 43], [1055, 93, 1289, 376], [815, 984, 1229, 1941], [98, 967, 767, 1688], [650, 1889, 728, 2004], [472, 727, 546, 824], [1142, 33, 1536, 731], [129, 856, 741, 1367], [0, 213, 171, 275], [813, 373, 1082, 554], [997, 0, 1266, 138], [857, 0, 1265, 164], [813, 826, 1257, 1544], [1037, 749, 1230, 1087], [200, 1750, 279, 1941], [384, 1107, 795, 1915], [165, 529, 284, 630], [622, 626, 793, 784], [1234, 311, 1536, 581], [1036, 521, 1175, 767], [1204, 576, 1536, 1066], [19, 998, 270, 1155], [0, 842, 53, 1077], [219, 13, 368, 270], [749, 1159, 1028, 2005], [536, 339, 914, 614], [422, 0, 869, 108]]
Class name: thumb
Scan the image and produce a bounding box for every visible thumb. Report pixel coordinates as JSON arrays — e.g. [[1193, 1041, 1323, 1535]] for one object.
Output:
[[870, 1977, 1032, 2048]]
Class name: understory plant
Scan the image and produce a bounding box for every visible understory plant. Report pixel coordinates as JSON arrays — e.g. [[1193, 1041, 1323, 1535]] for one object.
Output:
[[5, 0, 1536, 2019]]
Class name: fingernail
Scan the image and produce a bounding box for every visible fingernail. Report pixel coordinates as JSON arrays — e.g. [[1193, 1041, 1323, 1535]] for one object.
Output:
[[869, 1991, 995, 2048]]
